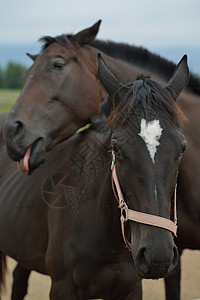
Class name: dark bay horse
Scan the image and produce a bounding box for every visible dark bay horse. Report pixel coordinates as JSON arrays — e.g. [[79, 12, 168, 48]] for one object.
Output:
[[2, 20, 200, 299], [3, 20, 139, 175], [94, 42, 200, 299], [0, 53, 189, 299]]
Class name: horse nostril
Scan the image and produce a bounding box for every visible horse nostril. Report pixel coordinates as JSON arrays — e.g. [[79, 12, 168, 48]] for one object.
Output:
[[15, 121, 25, 137], [135, 247, 149, 275], [4, 119, 26, 140], [135, 243, 178, 279]]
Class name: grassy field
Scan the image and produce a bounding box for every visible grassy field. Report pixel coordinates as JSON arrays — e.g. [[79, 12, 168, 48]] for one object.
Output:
[[0, 89, 20, 113]]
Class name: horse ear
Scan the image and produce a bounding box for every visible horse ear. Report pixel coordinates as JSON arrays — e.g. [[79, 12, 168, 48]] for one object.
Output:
[[97, 53, 127, 106], [26, 53, 38, 61], [70, 20, 101, 46], [166, 55, 190, 101]]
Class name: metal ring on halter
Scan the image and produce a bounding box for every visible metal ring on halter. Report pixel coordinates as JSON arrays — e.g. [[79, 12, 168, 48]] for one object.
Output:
[[121, 203, 128, 221], [111, 151, 116, 169]]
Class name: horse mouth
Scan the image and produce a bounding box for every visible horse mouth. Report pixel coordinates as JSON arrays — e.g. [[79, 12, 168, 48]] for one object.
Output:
[[17, 138, 45, 175]]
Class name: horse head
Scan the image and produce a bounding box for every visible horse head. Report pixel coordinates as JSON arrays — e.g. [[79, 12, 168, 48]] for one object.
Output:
[[3, 21, 106, 174], [97, 53, 189, 279]]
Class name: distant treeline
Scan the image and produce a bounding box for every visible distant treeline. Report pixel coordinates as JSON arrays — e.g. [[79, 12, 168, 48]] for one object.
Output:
[[0, 62, 27, 89]]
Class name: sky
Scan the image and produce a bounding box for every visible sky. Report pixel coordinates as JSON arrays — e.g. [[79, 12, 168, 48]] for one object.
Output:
[[1, 0, 200, 73]]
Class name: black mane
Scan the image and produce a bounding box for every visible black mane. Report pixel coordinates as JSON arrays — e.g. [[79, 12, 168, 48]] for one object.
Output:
[[91, 40, 200, 95], [38, 34, 200, 95]]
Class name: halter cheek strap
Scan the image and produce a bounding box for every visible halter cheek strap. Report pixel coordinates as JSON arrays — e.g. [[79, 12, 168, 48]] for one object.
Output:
[[110, 150, 178, 251]]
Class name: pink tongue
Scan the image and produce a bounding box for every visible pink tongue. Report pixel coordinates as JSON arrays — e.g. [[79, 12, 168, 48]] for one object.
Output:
[[17, 146, 32, 175]]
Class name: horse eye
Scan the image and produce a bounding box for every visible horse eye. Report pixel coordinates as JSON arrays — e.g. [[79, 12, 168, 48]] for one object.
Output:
[[52, 61, 66, 70], [181, 146, 186, 154], [180, 142, 187, 156]]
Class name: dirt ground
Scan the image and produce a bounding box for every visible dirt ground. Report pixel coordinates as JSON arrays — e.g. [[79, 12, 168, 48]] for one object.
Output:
[[2, 250, 200, 300]]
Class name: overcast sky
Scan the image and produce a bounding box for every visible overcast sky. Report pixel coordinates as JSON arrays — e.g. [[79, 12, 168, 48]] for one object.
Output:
[[1, 0, 200, 73], [1, 0, 199, 46]]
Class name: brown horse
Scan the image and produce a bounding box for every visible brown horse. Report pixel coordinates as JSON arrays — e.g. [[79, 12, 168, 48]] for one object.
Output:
[[1, 21, 142, 299], [0, 53, 189, 299], [3, 20, 139, 174], [2, 21, 200, 299]]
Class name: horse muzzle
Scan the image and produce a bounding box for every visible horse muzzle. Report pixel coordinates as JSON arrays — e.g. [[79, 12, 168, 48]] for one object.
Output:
[[3, 118, 46, 174], [17, 138, 46, 174], [132, 226, 179, 279]]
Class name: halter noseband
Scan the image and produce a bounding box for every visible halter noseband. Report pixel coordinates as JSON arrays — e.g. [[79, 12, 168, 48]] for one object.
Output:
[[110, 150, 178, 251]]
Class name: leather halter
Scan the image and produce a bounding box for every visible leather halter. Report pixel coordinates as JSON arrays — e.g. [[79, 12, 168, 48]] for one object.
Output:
[[110, 150, 178, 251]]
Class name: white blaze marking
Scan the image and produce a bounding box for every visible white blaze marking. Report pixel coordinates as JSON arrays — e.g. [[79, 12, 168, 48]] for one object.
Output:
[[138, 118, 163, 163]]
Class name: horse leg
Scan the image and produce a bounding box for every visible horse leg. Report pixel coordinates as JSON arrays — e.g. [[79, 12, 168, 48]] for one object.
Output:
[[11, 264, 31, 300], [164, 249, 183, 300]]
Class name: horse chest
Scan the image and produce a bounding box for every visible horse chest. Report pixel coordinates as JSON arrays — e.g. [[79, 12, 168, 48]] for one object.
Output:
[[72, 253, 139, 299]]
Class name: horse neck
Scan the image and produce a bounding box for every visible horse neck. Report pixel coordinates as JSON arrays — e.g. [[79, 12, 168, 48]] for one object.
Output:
[[88, 45, 139, 84], [91, 40, 200, 96], [91, 40, 173, 82], [178, 91, 200, 116]]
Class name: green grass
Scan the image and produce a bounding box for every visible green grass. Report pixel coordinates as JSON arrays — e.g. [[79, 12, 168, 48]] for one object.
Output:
[[0, 89, 20, 113]]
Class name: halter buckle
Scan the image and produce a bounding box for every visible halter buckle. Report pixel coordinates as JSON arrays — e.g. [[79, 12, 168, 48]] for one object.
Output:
[[111, 151, 116, 169], [121, 203, 128, 222]]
